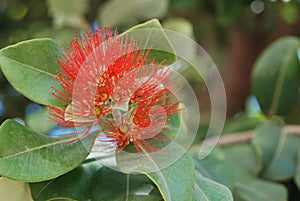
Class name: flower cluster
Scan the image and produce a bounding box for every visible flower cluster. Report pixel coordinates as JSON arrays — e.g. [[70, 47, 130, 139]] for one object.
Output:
[[49, 29, 180, 153]]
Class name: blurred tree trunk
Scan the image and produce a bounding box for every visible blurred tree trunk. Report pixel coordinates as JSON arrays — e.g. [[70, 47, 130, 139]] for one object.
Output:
[[220, 18, 300, 117], [222, 26, 262, 116]]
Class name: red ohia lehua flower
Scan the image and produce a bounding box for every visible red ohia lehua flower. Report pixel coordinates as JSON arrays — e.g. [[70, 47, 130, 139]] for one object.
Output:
[[49, 29, 180, 154]]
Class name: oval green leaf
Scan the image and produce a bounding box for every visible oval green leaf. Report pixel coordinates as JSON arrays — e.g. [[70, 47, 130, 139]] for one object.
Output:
[[220, 143, 288, 201], [252, 36, 300, 116], [234, 178, 287, 201], [146, 153, 194, 201], [193, 149, 235, 190], [223, 144, 261, 176], [116, 144, 195, 201], [0, 38, 65, 107], [0, 119, 96, 182], [193, 171, 233, 201], [262, 133, 300, 181], [252, 121, 282, 168], [121, 19, 176, 65], [30, 159, 101, 201], [25, 108, 57, 135], [90, 167, 163, 201], [252, 121, 300, 181]]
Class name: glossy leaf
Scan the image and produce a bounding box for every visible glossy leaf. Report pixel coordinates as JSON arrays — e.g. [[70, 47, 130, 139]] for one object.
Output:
[[0, 38, 64, 107], [90, 167, 162, 201], [146, 153, 194, 201], [25, 108, 56, 135], [252, 37, 300, 116], [222, 144, 288, 201], [162, 18, 196, 62], [193, 171, 233, 201], [0, 177, 33, 201], [193, 149, 235, 190], [121, 19, 176, 65], [116, 144, 195, 201], [235, 178, 288, 201], [98, 0, 168, 27], [253, 121, 300, 181], [234, 178, 287, 201], [30, 159, 101, 201], [252, 121, 282, 168], [0, 119, 96, 182], [163, 18, 194, 38], [223, 144, 261, 176], [262, 133, 300, 181]]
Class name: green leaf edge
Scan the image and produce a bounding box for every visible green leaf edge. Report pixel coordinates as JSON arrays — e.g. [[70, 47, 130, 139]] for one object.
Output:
[[0, 119, 96, 182]]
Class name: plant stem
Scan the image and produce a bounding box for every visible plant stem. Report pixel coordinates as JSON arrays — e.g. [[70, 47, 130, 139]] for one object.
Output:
[[206, 125, 300, 146]]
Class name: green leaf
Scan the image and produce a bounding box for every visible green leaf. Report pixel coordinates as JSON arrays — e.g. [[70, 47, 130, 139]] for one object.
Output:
[[162, 17, 196, 62], [163, 18, 194, 38], [30, 159, 101, 201], [146, 153, 194, 201], [262, 133, 300, 181], [47, 0, 88, 29], [90, 167, 162, 201], [223, 144, 261, 176], [121, 19, 176, 65], [0, 177, 33, 201], [98, 0, 168, 27], [193, 149, 235, 190], [253, 121, 300, 181], [116, 144, 195, 201], [0, 119, 96, 182], [222, 116, 264, 134], [25, 108, 57, 135], [295, 149, 300, 190], [222, 143, 287, 201], [252, 121, 282, 168], [234, 178, 287, 201], [193, 171, 233, 201], [252, 36, 300, 116], [0, 38, 65, 107]]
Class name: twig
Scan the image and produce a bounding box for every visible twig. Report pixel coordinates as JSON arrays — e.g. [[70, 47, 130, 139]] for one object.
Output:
[[206, 125, 300, 147], [283, 125, 300, 136]]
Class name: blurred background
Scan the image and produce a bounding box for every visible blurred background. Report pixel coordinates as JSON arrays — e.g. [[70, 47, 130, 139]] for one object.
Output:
[[1, 0, 300, 122]]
